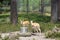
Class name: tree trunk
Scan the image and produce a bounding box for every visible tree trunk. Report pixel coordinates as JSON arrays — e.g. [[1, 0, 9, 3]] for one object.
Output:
[[32, 3, 35, 11], [26, 0, 29, 12], [17, 0, 21, 12], [39, 0, 41, 12], [40, 0, 44, 15], [0, 5, 2, 14], [10, 0, 18, 25], [23, 0, 25, 12], [26, 0, 29, 20], [57, 0, 60, 21], [51, 0, 58, 22]]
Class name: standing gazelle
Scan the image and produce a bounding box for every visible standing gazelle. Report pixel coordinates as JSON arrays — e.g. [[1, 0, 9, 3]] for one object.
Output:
[[20, 20, 30, 27], [30, 21, 41, 33]]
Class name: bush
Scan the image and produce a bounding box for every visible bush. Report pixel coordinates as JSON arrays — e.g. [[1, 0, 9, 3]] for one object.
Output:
[[45, 30, 60, 38], [45, 30, 54, 38]]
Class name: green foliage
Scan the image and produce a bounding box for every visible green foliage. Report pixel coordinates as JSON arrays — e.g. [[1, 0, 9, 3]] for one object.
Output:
[[45, 30, 53, 38], [0, 0, 51, 13], [17, 0, 51, 12], [44, 6, 51, 13], [45, 31, 60, 38], [0, 23, 20, 33], [18, 13, 51, 23], [0, 13, 60, 33]]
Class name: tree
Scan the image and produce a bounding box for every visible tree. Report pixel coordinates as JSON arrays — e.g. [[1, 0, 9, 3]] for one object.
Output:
[[26, 0, 29, 12], [0, 0, 3, 14], [23, 0, 25, 11], [57, 0, 60, 21], [39, 0, 41, 12], [40, 0, 44, 15], [26, 0, 30, 20], [32, 1, 35, 11], [10, 0, 18, 25], [51, 0, 58, 22]]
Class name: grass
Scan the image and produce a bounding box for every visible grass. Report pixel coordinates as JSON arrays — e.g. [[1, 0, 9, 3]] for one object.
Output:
[[0, 12, 60, 33], [0, 23, 20, 33]]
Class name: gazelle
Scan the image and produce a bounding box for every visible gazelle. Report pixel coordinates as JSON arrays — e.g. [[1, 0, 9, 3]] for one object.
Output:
[[30, 21, 41, 33], [20, 20, 30, 27]]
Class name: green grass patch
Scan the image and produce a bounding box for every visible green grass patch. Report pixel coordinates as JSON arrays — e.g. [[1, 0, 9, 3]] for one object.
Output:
[[0, 23, 20, 33], [0, 13, 60, 33]]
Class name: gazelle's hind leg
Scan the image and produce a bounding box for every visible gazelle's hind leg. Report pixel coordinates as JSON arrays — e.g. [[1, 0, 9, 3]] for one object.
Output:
[[37, 27, 41, 33], [36, 29, 38, 33]]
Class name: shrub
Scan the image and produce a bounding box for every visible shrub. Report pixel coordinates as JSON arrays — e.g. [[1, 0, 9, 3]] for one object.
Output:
[[45, 30, 54, 38], [45, 30, 60, 38]]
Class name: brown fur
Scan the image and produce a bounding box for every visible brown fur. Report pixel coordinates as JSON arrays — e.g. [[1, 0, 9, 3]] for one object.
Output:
[[20, 20, 30, 27]]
